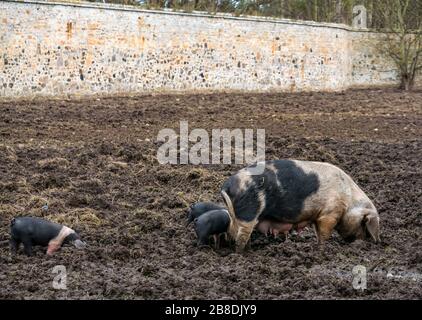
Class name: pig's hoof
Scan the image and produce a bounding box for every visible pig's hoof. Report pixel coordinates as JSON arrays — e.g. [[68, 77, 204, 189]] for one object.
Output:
[[316, 244, 326, 250], [235, 247, 246, 254], [197, 244, 212, 250]]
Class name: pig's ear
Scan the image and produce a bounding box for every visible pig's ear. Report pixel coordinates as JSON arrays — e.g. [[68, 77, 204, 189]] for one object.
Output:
[[364, 212, 380, 243]]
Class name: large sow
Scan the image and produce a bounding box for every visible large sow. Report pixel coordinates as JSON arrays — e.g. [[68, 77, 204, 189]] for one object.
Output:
[[221, 160, 380, 252]]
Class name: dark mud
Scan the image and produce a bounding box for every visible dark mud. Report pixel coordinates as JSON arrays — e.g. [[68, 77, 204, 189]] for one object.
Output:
[[0, 88, 421, 299]]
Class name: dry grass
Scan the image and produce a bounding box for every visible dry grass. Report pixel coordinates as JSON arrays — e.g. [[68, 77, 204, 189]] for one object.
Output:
[[37, 157, 69, 169], [0, 144, 17, 162], [45, 208, 102, 228]]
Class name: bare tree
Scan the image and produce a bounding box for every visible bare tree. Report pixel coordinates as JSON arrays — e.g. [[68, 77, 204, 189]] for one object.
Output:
[[377, 0, 422, 90]]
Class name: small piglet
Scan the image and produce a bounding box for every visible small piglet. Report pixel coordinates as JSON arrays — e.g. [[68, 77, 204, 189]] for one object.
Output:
[[186, 202, 225, 226], [10, 217, 86, 256], [193, 209, 230, 249]]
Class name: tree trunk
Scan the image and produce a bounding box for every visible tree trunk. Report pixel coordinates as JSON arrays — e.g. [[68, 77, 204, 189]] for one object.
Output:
[[305, 1, 312, 20], [313, 0, 318, 21], [335, 0, 342, 23], [367, 0, 373, 28], [279, 0, 284, 18], [400, 73, 414, 91]]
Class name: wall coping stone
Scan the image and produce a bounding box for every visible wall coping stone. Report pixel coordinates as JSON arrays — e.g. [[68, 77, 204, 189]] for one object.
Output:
[[3, 0, 381, 33]]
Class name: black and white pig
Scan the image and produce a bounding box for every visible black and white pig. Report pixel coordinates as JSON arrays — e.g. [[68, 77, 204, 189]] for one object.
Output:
[[221, 160, 380, 252], [10, 217, 86, 256], [186, 202, 225, 226], [193, 209, 230, 249]]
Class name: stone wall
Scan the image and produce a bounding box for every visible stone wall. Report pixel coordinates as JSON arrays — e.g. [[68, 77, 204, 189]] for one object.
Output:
[[350, 32, 398, 87], [0, 0, 401, 98]]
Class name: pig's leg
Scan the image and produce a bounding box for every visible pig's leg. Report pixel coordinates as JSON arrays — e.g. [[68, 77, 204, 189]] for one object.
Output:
[[10, 237, 20, 254], [197, 234, 209, 247], [312, 223, 319, 243], [22, 239, 33, 256], [216, 235, 221, 249], [213, 234, 220, 250], [197, 240, 208, 248], [315, 215, 339, 245], [235, 219, 258, 252]]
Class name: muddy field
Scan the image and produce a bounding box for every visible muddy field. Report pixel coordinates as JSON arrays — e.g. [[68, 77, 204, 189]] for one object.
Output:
[[0, 88, 421, 299]]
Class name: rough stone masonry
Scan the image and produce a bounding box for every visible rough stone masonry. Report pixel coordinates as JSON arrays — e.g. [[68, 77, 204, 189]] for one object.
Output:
[[0, 0, 398, 98]]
